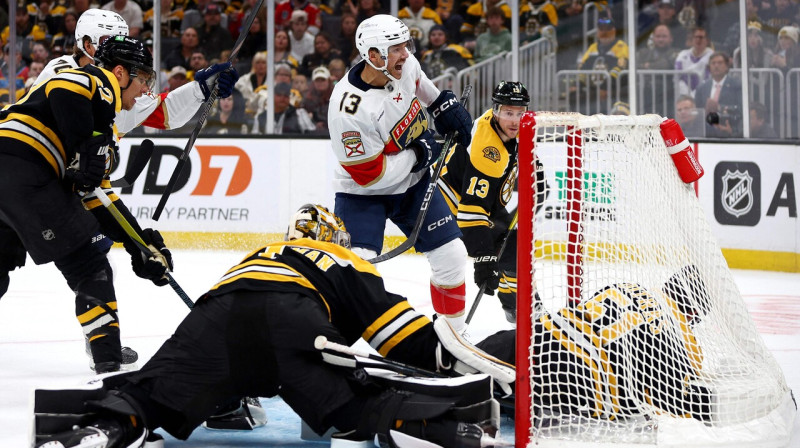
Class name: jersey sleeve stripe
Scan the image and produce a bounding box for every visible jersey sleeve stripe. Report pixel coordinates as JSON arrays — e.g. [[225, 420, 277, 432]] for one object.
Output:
[[376, 316, 430, 357], [340, 152, 386, 187], [367, 308, 428, 353], [363, 301, 412, 341], [0, 129, 63, 177], [45, 78, 95, 100], [0, 112, 65, 156]]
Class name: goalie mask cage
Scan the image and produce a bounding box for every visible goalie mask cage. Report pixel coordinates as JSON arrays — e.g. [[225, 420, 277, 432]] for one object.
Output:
[[515, 112, 796, 448]]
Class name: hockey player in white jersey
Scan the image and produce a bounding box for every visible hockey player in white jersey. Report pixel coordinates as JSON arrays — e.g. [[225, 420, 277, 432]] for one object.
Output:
[[327, 15, 474, 332], [38, 8, 238, 135]]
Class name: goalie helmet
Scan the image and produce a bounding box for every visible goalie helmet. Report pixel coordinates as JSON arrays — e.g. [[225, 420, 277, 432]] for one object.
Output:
[[94, 35, 155, 90], [492, 81, 530, 108], [75, 9, 129, 59], [286, 204, 351, 249], [355, 15, 413, 81]]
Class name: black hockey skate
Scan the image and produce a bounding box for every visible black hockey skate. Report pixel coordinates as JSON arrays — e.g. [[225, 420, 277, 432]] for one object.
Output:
[[86, 340, 139, 373], [202, 397, 267, 430]]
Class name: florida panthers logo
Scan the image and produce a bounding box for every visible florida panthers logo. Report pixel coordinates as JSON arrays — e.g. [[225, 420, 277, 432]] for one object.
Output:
[[390, 99, 427, 151], [342, 131, 365, 158]]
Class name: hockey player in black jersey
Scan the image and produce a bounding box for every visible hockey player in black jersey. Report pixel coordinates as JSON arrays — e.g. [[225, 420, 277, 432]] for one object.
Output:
[[438, 81, 547, 323], [32, 204, 516, 448], [0, 36, 173, 374]]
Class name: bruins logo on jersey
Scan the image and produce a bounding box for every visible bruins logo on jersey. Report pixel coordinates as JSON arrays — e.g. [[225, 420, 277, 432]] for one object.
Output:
[[482, 146, 501, 162], [342, 131, 365, 158]]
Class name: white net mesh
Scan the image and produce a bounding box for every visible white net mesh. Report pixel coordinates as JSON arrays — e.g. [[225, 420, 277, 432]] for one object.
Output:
[[516, 113, 795, 448]]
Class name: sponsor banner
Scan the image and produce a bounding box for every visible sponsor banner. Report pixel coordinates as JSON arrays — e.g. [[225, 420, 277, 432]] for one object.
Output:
[[697, 143, 800, 255], [112, 138, 337, 233]]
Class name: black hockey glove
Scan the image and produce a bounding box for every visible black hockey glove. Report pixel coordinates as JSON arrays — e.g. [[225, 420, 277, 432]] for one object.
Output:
[[409, 129, 443, 173], [428, 89, 472, 147], [195, 62, 240, 100], [473, 254, 500, 295], [66, 133, 114, 193], [125, 229, 174, 286]]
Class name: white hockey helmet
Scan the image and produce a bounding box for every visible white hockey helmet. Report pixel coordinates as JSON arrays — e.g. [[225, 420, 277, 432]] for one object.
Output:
[[355, 15, 413, 81], [286, 204, 351, 248], [75, 9, 130, 59]]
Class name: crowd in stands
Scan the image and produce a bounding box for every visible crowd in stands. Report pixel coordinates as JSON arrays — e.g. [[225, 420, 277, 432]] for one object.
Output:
[[1, 0, 799, 138]]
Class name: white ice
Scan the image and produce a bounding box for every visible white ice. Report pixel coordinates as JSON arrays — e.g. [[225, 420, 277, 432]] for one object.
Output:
[[0, 248, 798, 447]]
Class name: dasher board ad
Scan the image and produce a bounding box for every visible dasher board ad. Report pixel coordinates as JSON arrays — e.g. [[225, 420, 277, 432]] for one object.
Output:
[[112, 138, 336, 233]]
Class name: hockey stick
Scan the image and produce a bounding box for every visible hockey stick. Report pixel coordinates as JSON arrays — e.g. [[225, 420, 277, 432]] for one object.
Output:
[[368, 85, 473, 264], [465, 209, 518, 326], [109, 139, 153, 188], [93, 187, 194, 308], [151, 0, 266, 221]]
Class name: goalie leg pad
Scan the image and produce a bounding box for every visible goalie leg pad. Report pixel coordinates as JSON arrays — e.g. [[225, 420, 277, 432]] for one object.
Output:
[[433, 318, 515, 394]]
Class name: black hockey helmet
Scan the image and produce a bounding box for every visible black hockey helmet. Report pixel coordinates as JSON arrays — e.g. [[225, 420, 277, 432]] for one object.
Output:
[[286, 204, 351, 249], [492, 81, 530, 107], [94, 35, 155, 90]]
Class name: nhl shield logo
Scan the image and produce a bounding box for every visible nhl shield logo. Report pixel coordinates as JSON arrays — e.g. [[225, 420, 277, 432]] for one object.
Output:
[[721, 170, 753, 218], [42, 229, 55, 241]]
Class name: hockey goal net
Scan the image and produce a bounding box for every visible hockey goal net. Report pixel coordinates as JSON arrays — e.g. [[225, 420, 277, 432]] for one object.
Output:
[[515, 112, 796, 448]]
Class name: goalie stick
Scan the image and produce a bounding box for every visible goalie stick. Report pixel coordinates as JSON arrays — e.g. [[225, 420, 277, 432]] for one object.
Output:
[[150, 0, 265, 221], [109, 139, 153, 188], [368, 85, 473, 264], [93, 187, 194, 308], [465, 209, 518, 326]]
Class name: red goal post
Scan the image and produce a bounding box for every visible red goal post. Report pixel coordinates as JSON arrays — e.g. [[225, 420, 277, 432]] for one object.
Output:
[[515, 112, 795, 448]]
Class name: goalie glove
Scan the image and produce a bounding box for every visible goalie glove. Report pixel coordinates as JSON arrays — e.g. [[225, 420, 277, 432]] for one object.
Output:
[[124, 229, 173, 286]]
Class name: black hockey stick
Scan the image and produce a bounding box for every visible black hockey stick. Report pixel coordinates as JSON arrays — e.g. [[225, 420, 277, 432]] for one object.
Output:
[[110, 139, 153, 188], [465, 209, 518, 326], [368, 85, 472, 264], [93, 187, 194, 308], [151, 0, 265, 221]]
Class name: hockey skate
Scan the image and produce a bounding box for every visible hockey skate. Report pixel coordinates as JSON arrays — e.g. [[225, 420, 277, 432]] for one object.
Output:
[[202, 397, 267, 431], [86, 339, 139, 374]]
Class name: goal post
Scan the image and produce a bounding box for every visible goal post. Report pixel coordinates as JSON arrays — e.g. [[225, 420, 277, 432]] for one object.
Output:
[[515, 112, 796, 448]]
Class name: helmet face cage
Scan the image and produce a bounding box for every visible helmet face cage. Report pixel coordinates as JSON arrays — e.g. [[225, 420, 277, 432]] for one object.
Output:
[[95, 35, 155, 91], [287, 204, 351, 249], [75, 9, 129, 59]]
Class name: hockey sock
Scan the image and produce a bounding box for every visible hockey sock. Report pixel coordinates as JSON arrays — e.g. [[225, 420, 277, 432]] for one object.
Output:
[[430, 282, 466, 332]]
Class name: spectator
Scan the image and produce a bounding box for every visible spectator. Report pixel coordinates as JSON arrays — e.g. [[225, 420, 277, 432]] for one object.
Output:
[[226, 0, 260, 40], [298, 31, 341, 77], [35, 0, 68, 38], [554, 0, 584, 72], [574, 16, 628, 114], [288, 10, 315, 62], [749, 101, 778, 138], [291, 72, 309, 98], [735, 21, 774, 68], [763, 0, 798, 45], [25, 60, 44, 88], [195, 4, 234, 62], [693, 51, 742, 137], [674, 94, 705, 138], [335, 13, 358, 64], [519, 0, 558, 45], [30, 42, 50, 64], [474, 6, 512, 62], [236, 14, 267, 62], [204, 89, 249, 134], [143, 0, 184, 39], [338, 0, 383, 24], [50, 10, 78, 52], [235, 50, 268, 114], [304, 65, 333, 133], [253, 82, 315, 134], [69, 0, 93, 17], [101, 0, 143, 36], [181, 0, 228, 32], [720, 0, 761, 56], [328, 57, 347, 82], [0, 42, 29, 91], [273, 28, 299, 70], [274, 62, 294, 85], [188, 49, 210, 75], [770, 25, 800, 73], [642, 0, 688, 48], [275, 0, 322, 34], [706, 0, 739, 51], [637, 24, 679, 115], [419, 24, 473, 78], [163, 27, 199, 70], [1, 1, 47, 62], [164, 65, 189, 92], [674, 26, 713, 95], [399, 0, 442, 49], [461, 0, 513, 41]]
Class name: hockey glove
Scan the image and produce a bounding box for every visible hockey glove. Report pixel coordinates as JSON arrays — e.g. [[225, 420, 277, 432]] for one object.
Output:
[[125, 229, 174, 286], [428, 90, 473, 147], [473, 254, 500, 295], [66, 133, 114, 193], [408, 129, 443, 173], [195, 62, 240, 100]]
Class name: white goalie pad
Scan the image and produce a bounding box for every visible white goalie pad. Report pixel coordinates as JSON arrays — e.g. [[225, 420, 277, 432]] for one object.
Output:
[[433, 317, 515, 395]]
